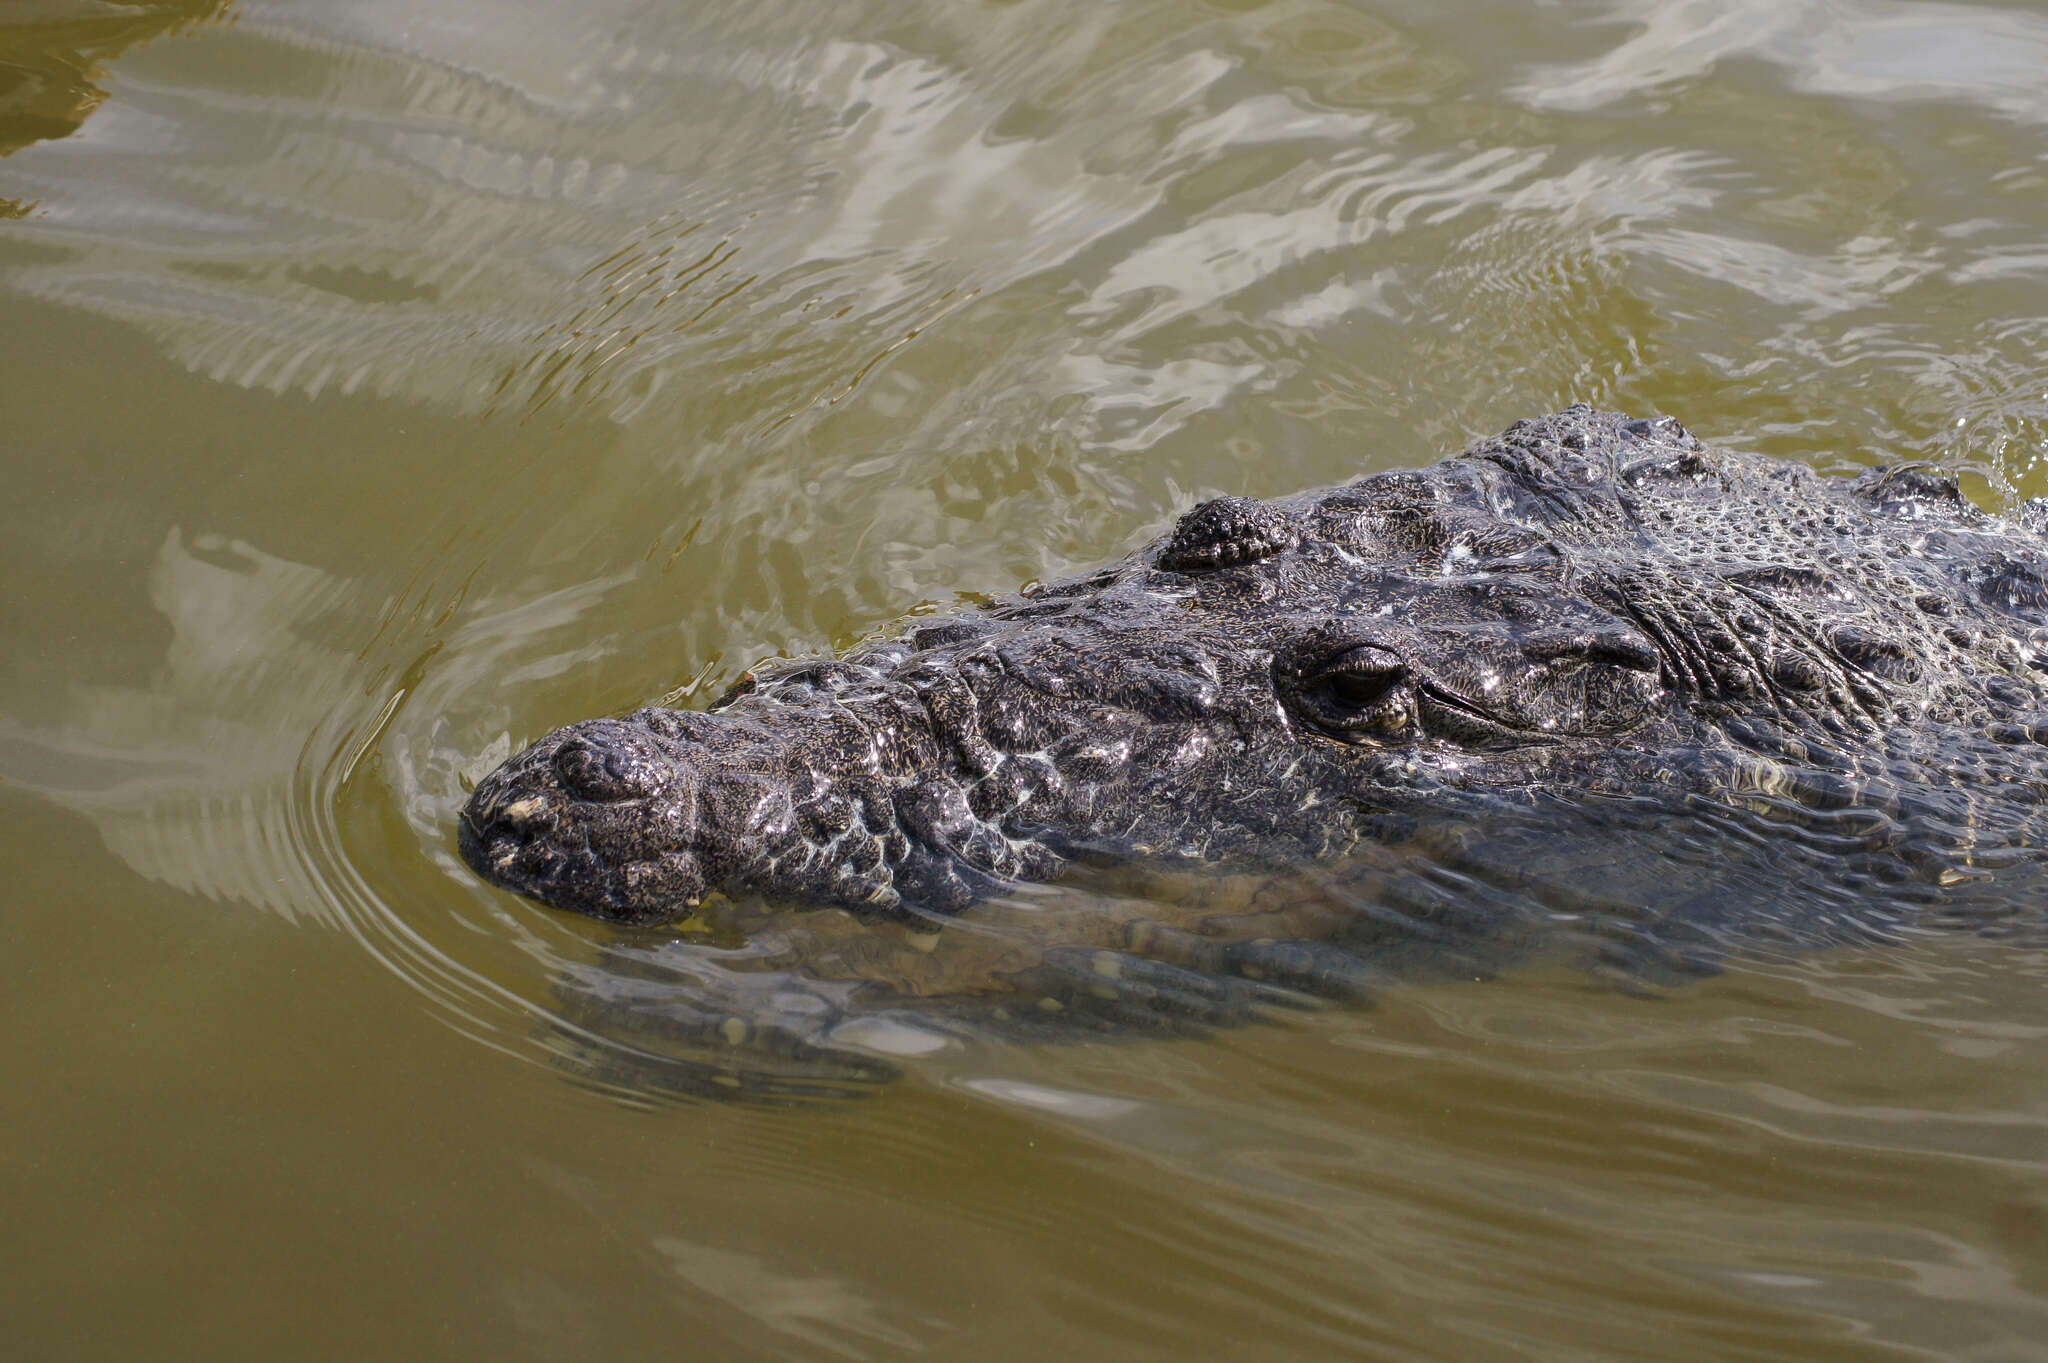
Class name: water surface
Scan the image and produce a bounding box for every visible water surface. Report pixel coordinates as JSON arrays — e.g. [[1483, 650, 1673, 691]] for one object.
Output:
[[5, 1, 2048, 1357]]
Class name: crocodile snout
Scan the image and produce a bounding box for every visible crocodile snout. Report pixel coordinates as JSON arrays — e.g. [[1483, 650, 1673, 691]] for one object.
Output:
[[458, 717, 711, 924]]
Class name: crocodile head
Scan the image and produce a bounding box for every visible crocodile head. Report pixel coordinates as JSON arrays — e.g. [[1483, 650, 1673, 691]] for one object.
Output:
[[459, 406, 2041, 925]]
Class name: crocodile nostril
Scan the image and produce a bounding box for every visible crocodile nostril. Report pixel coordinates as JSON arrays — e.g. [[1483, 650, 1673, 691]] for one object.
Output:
[[551, 731, 669, 803]]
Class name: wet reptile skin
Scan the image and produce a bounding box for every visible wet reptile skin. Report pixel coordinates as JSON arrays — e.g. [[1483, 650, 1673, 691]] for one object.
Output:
[[460, 405, 2048, 927]]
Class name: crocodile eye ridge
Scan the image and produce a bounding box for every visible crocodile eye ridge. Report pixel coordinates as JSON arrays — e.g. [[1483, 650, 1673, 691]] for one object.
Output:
[[1159, 497, 1295, 573]]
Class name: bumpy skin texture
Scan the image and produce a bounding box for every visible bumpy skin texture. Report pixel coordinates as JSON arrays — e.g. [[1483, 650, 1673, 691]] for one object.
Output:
[[459, 406, 2048, 926]]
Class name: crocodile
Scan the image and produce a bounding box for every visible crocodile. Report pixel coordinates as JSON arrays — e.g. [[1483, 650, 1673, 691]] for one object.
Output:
[[460, 405, 2048, 960]]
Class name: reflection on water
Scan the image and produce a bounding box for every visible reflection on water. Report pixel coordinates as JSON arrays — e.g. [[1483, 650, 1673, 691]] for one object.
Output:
[[0, 527, 351, 917], [1517, 0, 2048, 124], [0, 1, 228, 192], [5, 0, 2048, 1357]]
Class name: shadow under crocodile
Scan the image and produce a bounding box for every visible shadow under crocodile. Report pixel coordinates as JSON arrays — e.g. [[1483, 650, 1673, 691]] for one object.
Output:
[[537, 785, 2047, 1105]]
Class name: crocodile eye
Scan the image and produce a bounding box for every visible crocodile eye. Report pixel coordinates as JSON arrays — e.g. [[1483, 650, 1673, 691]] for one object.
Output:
[[1293, 645, 1415, 738], [1323, 668, 1401, 710]]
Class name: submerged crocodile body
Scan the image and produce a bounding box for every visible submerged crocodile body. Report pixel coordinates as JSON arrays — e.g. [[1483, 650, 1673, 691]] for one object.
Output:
[[461, 406, 2048, 948]]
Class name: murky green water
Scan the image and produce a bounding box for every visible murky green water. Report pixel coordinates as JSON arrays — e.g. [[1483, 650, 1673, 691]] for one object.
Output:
[[6, 1, 2048, 1357]]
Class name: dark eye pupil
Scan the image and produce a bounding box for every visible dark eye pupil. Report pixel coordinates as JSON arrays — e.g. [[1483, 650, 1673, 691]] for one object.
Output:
[[1320, 667, 1402, 710], [1326, 673, 1386, 707]]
